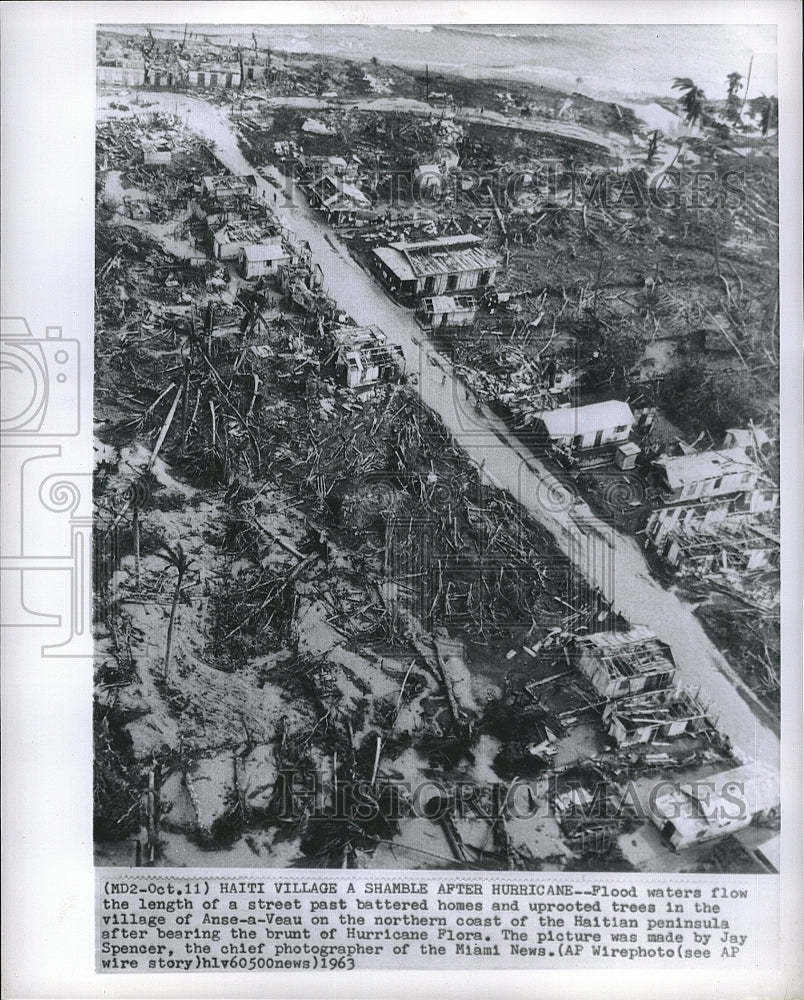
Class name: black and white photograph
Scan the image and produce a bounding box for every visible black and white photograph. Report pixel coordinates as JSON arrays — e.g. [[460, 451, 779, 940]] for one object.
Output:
[[90, 20, 784, 875]]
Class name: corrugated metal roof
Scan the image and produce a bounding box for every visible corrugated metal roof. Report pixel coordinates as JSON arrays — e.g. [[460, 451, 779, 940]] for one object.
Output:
[[373, 234, 500, 281], [373, 246, 415, 281], [654, 448, 758, 489], [539, 400, 634, 438]]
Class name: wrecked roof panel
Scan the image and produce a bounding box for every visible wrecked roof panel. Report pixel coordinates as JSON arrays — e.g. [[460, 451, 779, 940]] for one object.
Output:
[[654, 448, 759, 489]]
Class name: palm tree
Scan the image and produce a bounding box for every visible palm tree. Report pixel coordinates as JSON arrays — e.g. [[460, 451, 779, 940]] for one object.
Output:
[[726, 72, 743, 121], [758, 94, 778, 137], [672, 78, 706, 127], [726, 72, 743, 101], [159, 543, 193, 679]]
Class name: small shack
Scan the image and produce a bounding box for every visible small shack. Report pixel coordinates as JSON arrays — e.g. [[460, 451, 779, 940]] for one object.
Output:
[[653, 448, 760, 503], [651, 761, 780, 850], [308, 175, 371, 224], [239, 243, 292, 280], [141, 141, 172, 166], [417, 294, 477, 328], [602, 688, 710, 746], [533, 400, 634, 452], [371, 233, 500, 300], [575, 625, 676, 700], [330, 326, 405, 391]]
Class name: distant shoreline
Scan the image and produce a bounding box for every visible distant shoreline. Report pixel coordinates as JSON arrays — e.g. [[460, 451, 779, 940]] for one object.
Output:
[[98, 23, 775, 107]]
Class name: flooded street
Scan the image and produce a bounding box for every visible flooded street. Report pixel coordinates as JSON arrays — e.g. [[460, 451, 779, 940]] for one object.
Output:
[[100, 91, 779, 768]]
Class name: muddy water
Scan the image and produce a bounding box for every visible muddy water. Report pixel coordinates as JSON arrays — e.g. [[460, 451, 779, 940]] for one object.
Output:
[[100, 92, 778, 768]]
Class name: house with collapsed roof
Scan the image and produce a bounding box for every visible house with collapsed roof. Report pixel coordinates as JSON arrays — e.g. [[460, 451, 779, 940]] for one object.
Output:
[[371, 233, 500, 300], [602, 687, 711, 747], [208, 219, 278, 261], [575, 626, 677, 700], [145, 65, 182, 88], [653, 448, 761, 503], [651, 761, 780, 850], [532, 400, 635, 455], [308, 175, 371, 224], [417, 294, 477, 328], [646, 502, 779, 575], [413, 164, 445, 195], [328, 326, 405, 391], [199, 175, 251, 210]]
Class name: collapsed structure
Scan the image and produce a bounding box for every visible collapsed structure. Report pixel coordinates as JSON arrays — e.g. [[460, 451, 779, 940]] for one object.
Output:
[[328, 325, 405, 391], [575, 626, 676, 700], [652, 447, 761, 503]]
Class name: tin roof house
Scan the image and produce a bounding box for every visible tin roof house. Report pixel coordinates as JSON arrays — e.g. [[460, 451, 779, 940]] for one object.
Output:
[[371, 233, 500, 301], [653, 448, 760, 503], [239, 243, 294, 280], [533, 400, 634, 457]]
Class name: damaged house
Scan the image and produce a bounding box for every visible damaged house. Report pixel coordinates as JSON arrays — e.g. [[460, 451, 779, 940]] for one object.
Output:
[[97, 57, 146, 87], [417, 294, 477, 328], [575, 625, 677, 700], [646, 503, 780, 575], [602, 687, 711, 747], [308, 175, 372, 225], [208, 218, 277, 261], [327, 325, 405, 391], [141, 141, 172, 166], [653, 448, 761, 503], [194, 175, 251, 217], [371, 233, 500, 301], [188, 65, 242, 89]]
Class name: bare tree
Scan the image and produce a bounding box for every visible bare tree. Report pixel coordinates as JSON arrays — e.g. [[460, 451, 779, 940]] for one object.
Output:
[[159, 543, 193, 679]]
